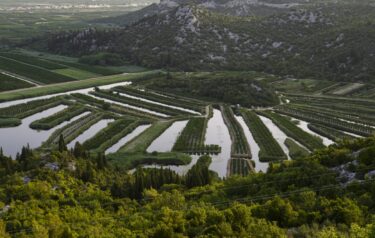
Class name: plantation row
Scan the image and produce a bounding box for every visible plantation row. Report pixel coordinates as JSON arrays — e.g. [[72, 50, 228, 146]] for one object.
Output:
[[82, 118, 139, 151], [240, 110, 287, 162], [91, 90, 192, 117], [307, 124, 355, 143], [229, 158, 254, 176], [221, 105, 251, 158], [173, 118, 221, 154], [44, 112, 104, 148], [113, 87, 205, 113], [286, 95, 375, 110], [0, 97, 65, 119], [30, 105, 89, 130], [284, 138, 309, 160], [0, 56, 76, 84], [275, 106, 374, 137], [71, 93, 158, 120], [257, 111, 325, 151], [286, 104, 375, 127]]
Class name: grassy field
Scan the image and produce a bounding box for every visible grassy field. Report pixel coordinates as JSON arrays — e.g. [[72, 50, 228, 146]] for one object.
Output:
[[53, 68, 98, 80], [0, 73, 33, 92], [0, 71, 161, 102], [119, 120, 173, 153], [272, 78, 336, 94]]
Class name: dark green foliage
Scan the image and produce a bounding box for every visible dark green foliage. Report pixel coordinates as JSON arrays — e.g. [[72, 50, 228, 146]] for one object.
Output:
[[79, 53, 125, 66], [58, 135, 67, 152], [185, 155, 213, 188], [284, 138, 310, 160], [240, 110, 287, 161], [142, 72, 279, 107]]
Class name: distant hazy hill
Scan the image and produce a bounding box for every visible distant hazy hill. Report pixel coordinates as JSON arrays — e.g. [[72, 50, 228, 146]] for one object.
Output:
[[46, 0, 375, 81]]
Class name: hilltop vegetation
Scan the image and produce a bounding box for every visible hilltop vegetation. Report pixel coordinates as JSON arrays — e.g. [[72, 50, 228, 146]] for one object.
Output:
[[0, 135, 375, 236], [44, 0, 375, 82]]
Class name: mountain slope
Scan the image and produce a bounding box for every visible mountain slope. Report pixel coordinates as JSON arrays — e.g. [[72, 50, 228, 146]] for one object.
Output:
[[45, 1, 375, 81]]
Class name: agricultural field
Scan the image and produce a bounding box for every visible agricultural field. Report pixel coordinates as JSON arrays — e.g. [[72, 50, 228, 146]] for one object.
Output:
[[0, 69, 374, 178], [0, 72, 34, 92]]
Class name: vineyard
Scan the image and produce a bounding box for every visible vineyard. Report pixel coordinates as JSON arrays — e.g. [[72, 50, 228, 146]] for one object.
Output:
[[240, 110, 287, 162], [172, 117, 221, 154], [307, 124, 355, 143], [284, 138, 309, 160]]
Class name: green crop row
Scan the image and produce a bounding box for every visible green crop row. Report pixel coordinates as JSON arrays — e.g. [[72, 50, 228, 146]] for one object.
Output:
[[275, 106, 374, 137], [0, 97, 65, 119], [173, 117, 221, 154], [240, 110, 287, 162], [307, 124, 355, 143], [0, 118, 21, 128], [221, 105, 251, 158], [92, 90, 190, 117], [257, 111, 325, 151], [82, 118, 136, 151], [113, 87, 205, 113], [0, 56, 76, 84], [29, 105, 89, 130]]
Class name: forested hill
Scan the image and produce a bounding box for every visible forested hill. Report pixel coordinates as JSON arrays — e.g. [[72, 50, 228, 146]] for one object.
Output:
[[44, 0, 375, 82], [0, 136, 375, 236]]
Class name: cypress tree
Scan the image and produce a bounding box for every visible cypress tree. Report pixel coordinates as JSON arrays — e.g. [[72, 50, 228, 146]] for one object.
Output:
[[58, 135, 67, 152]]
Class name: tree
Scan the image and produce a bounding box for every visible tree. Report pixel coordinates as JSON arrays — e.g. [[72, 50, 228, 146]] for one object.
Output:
[[58, 135, 67, 152]]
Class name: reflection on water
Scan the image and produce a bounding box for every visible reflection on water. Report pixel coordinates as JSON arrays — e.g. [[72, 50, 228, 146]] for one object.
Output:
[[205, 109, 232, 178], [0, 105, 68, 158], [235, 115, 269, 172], [106, 124, 151, 154], [0, 82, 132, 109], [67, 119, 114, 149], [147, 120, 188, 153], [118, 93, 201, 115], [259, 115, 291, 160]]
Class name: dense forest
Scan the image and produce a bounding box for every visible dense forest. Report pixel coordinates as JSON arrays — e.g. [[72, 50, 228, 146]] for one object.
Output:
[[0, 136, 374, 237]]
